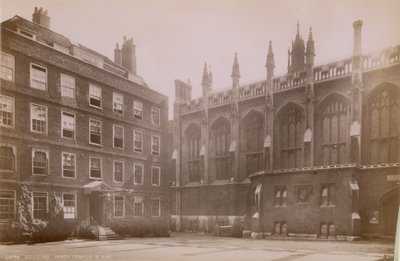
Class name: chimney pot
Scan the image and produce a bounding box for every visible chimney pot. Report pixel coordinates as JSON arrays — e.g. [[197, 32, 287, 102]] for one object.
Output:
[[32, 7, 50, 29]]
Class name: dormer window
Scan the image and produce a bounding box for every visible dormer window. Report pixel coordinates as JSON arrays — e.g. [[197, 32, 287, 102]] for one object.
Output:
[[17, 27, 35, 40]]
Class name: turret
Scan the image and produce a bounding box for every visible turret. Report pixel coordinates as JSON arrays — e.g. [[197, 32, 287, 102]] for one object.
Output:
[[201, 63, 212, 95], [306, 27, 315, 68], [231, 53, 240, 88], [288, 21, 306, 73], [266, 41, 275, 80], [353, 20, 363, 56], [32, 7, 50, 29]]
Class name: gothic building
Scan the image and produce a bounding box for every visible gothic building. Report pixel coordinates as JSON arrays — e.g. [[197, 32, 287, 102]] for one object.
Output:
[[0, 8, 169, 237], [170, 20, 400, 239]]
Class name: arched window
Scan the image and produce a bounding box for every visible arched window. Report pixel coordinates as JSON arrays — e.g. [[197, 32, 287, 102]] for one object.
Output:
[[211, 118, 231, 180], [367, 86, 399, 164], [184, 124, 201, 182], [0, 146, 15, 171], [241, 111, 264, 176], [275, 104, 303, 169], [317, 96, 349, 165]]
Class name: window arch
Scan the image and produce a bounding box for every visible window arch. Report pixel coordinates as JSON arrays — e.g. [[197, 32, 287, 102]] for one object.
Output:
[[241, 111, 264, 176], [275, 103, 303, 169], [316, 95, 349, 165], [366, 85, 399, 164], [184, 123, 201, 182], [210, 118, 231, 180]]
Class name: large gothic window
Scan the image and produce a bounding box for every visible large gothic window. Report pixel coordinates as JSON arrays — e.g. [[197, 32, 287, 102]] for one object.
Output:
[[316, 95, 349, 165], [211, 118, 231, 180], [185, 124, 201, 182], [241, 111, 264, 176], [367, 86, 399, 164], [275, 104, 303, 169]]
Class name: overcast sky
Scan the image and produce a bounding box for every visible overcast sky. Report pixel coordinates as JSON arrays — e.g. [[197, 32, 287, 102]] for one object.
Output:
[[1, 0, 399, 118]]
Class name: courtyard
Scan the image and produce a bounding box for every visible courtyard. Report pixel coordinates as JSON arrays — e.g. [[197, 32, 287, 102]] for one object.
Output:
[[0, 233, 394, 261]]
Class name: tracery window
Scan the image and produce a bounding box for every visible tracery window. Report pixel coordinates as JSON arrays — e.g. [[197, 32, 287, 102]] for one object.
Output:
[[185, 124, 201, 182], [242, 111, 264, 176], [276, 105, 303, 169], [211, 118, 231, 180], [318, 97, 349, 165], [368, 87, 399, 164]]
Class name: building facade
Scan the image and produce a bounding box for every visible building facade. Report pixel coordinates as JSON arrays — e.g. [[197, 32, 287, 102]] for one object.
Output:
[[170, 21, 400, 238], [0, 8, 169, 233]]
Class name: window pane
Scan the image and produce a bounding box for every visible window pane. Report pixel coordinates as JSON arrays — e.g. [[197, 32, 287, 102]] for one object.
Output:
[[31, 104, 47, 133], [63, 153, 75, 178], [1, 52, 14, 81], [0, 190, 15, 219], [63, 194, 76, 219], [33, 192, 47, 219], [61, 74, 75, 98], [31, 64, 47, 90], [33, 150, 48, 175], [0, 95, 13, 127]]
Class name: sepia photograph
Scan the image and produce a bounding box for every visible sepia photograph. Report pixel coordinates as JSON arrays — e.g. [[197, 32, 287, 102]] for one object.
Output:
[[0, 0, 399, 260]]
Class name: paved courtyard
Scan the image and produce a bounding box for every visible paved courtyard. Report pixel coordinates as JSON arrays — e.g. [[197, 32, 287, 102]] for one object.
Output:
[[0, 233, 394, 261]]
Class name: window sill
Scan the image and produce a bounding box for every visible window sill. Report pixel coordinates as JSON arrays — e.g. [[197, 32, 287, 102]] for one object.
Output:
[[320, 205, 335, 208], [32, 173, 48, 176], [62, 175, 76, 179], [89, 142, 103, 147], [89, 104, 103, 110], [89, 177, 103, 180]]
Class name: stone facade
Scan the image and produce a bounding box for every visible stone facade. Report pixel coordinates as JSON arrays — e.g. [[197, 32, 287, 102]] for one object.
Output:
[[170, 21, 400, 239], [0, 9, 169, 231]]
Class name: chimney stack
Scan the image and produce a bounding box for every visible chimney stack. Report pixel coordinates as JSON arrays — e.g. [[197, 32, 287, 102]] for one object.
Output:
[[32, 7, 50, 29], [114, 43, 122, 66], [353, 20, 363, 56], [121, 37, 137, 75]]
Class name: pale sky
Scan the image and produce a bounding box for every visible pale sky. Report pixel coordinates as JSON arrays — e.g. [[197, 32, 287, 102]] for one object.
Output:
[[1, 0, 399, 118]]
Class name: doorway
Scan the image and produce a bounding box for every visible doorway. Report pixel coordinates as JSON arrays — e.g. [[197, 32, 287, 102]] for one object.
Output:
[[380, 187, 399, 235], [89, 193, 104, 225]]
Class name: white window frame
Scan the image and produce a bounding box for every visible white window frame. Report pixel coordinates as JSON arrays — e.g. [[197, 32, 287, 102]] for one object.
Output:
[[151, 166, 161, 186], [30, 103, 48, 134], [62, 193, 77, 219], [113, 160, 124, 183], [151, 107, 160, 126], [89, 156, 102, 179], [62, 152, 76, 179], [113, 124, 124, 149], [30, 63, 47, 91], [1, 51, 15, 82], [0, 95, 14, 128], [61, 111, 76, 139], [32, 191, 48, 220], [133, 100, 143, 120], [134, 196, 144, 217], [151, 135, 160, 155], [89, 84, 102, 108], [134, 129, 143, 153], [113, 92, 124, 114], [151, 197, 161, 217], [60, 73, 75, 99], [89, 118, 102, 145], [113, 195, 125, 218], [32, 148, 49, 175], [134, 163, 144, 185], [0, 190, 16, 220]]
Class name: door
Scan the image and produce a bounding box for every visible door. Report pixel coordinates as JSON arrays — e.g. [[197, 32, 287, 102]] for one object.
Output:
[[380, 187, 400, 235], [90, 193, 104, 225]]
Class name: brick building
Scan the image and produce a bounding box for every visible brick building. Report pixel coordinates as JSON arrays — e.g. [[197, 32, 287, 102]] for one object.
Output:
[[170, 21, 400, 238], [0, 8, 169, 233]]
